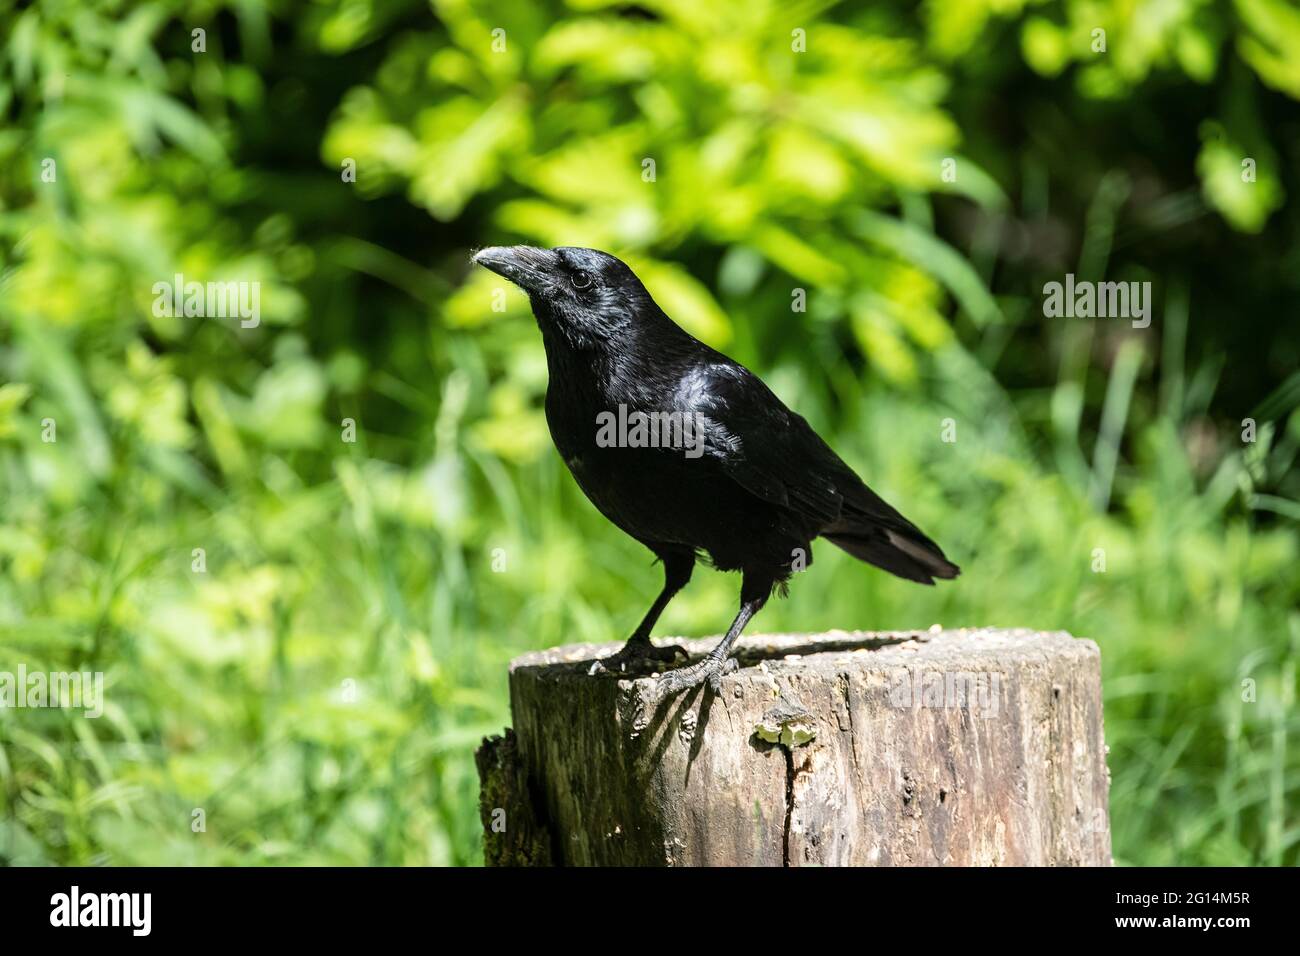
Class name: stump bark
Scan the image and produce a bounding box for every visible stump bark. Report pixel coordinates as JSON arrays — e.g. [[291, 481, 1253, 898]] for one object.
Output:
[[477, 627, 1112, 866]]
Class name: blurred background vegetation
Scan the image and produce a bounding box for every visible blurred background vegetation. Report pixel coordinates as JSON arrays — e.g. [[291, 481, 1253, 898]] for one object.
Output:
[[2, 0, 1298, 866]]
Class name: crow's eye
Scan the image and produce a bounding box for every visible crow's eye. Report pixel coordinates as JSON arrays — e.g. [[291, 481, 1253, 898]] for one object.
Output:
[[571, 271, 592, 290]]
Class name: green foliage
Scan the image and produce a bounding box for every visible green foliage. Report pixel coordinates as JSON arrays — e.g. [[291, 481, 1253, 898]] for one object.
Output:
[[1, 0, 1297, 866]]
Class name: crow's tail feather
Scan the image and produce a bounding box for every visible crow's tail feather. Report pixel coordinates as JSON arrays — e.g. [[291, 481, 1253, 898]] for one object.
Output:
[[822, 521, 960, 586]]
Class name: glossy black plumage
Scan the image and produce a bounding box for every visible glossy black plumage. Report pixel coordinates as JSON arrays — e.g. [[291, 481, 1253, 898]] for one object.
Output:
[[473, 245, 959, 692]]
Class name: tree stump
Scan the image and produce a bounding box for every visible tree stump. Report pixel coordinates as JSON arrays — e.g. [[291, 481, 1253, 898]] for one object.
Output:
[[476, 627, 1112, 866]]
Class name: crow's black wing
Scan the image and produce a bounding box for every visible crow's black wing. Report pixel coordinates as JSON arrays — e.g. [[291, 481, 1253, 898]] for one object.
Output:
[[680, 361, 959, 583], [678, 361, 844, 524]]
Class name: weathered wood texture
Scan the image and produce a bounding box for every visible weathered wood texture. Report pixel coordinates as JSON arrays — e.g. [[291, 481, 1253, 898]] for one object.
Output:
[[477, 628, 1112, 866]]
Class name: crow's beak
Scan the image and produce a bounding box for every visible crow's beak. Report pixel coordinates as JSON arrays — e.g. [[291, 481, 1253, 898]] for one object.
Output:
[[472, 246, 558, 293]]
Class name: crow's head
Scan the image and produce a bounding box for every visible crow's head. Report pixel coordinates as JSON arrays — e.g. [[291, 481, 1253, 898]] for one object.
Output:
[[472, 245, 654, 346]]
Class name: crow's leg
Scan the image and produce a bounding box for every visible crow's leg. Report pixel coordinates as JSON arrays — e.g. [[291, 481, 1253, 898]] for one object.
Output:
[[657, 571, 774, 694], [588, 551, 694, 675]]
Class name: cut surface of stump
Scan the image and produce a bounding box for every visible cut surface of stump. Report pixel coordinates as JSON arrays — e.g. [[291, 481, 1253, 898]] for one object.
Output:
[[477, 627, 1112, 866]]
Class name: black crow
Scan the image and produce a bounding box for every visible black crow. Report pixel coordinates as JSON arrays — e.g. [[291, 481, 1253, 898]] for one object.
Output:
[[473, 246, 959, 693]]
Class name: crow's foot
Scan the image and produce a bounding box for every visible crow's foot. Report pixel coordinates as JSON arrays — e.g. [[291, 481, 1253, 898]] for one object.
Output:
[[656, 655, 739, 695], [588, 639, 689, 677]]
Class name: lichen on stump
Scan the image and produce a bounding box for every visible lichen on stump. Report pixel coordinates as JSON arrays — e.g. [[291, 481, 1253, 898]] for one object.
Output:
[[476, 628, 1112, 866]]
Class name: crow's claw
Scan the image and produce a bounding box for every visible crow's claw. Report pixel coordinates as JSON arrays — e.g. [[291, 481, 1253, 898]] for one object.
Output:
[[656, 655, 739, 695], [588, 639, 690, 677]]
